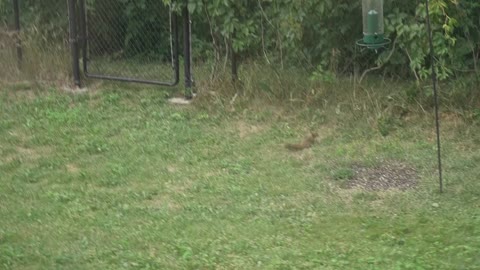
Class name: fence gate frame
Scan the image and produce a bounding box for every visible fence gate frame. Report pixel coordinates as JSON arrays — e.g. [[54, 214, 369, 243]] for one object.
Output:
[[68, 0, 193, 96]]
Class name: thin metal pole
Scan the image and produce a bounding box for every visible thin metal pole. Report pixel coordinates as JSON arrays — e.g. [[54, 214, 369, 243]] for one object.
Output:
[[12, 0, 22, 68], [67, 0, 81, 87], [231, 48, 238, 83], [78, 0, 87, 73], [231, 32, 238, 83], [425, 0, 443, 193], [172, 10, 180, 85], [183, 4, 193, 99]]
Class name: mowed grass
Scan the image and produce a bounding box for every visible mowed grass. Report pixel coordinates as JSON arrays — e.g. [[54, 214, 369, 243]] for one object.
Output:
[[0, 84, 479, 269]]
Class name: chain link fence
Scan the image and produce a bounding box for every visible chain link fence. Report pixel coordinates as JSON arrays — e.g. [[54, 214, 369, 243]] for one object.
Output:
[[80, 0, 179, 85], [0, 0, 71, 84], [0, 11, 19, 80], [0, 0, 184, 87]]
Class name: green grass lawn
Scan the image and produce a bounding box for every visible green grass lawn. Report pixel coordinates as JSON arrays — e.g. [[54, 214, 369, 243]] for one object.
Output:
[[0, 84, 479, 269]]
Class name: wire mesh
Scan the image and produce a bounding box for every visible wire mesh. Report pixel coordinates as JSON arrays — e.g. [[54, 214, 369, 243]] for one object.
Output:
[[83, 0, 178, 84], [0, 1, 71, 84], [0, 4, 20, 80]]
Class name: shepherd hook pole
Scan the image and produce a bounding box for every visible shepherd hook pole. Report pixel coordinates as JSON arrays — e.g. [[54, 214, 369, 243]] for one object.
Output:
[[425, 0, 443, 193]]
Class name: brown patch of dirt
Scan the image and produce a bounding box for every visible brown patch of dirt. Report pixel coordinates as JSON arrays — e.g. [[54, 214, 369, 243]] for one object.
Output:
[[16, 146, 37, 156], [2, 145, 52, 166], [15, 146, 52, 160], [166, 165, 178, 174], [165, 179, 194, 195], [1, 155, 16, 164], [236, 121, 266, 139], [145, 195, 181, 212], [0, 146, 52, 167], [66, 164, 80, 174], [346, 162, 418, 191], [441, 112, 463, 123], [130, 187, 183, 212], [5, 87, 37, 101], [289, 148, 315, 163]]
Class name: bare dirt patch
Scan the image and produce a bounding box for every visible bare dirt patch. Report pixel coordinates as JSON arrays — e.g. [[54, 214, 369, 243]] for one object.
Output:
[[165, 179, 194, 195], [11, 89, 37, 101], [288, 148, 316, 163], [145, 195, 182, 212], [66, 164, 80, 174], [345, 162, 418, 191], [15, 145, 52, 160], [166, 165, 178, 174], [16, 146, 37, 157], [236, 121, 266, 139]]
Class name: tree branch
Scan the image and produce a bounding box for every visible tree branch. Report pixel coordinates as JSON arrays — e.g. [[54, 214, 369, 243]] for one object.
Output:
[[359, 38, 397, 85]]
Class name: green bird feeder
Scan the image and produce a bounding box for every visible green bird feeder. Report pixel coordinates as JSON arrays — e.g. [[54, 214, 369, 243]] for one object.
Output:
[[356, 0, 390, 50]]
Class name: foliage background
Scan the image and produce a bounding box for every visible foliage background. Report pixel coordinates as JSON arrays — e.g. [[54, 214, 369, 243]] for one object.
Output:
[[0, 0, 479, 85]]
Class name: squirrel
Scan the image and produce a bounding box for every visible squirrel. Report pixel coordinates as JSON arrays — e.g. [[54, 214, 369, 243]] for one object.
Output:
[[285, 132, 318, 151]]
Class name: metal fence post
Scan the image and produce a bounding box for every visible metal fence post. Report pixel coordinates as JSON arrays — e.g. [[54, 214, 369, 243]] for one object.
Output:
[[12, 0, 22, 69], [78, 0, 87, 73], [68, 0, 82, 87], [231, 37, 238, 83], [183, 5, 194, 99], [172, 9, 180, 85]]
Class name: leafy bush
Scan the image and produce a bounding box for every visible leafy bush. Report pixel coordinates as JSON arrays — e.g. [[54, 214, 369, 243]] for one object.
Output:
[[2, 0, 479, 83]]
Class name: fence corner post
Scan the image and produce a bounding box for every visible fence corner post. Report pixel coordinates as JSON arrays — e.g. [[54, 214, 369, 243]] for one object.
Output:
[[67, 0, 82, 88], [12, 0, 22, 69], [183, 4, 194, 99]]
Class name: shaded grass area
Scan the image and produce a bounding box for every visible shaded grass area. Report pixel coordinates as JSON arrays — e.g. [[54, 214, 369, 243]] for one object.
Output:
[[0, 84, 479, 269]]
